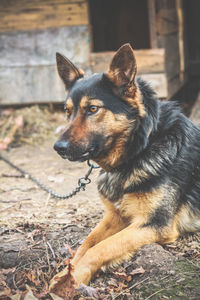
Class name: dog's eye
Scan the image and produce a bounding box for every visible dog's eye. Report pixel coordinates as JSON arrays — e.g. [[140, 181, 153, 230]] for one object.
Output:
[[89, 105, 99, 114], [65, 108, 72, 118]]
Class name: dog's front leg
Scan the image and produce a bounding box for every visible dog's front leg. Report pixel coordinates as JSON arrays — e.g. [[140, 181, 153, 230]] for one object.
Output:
[[72, 200, 127, 265], [72, 225, 158, 287]]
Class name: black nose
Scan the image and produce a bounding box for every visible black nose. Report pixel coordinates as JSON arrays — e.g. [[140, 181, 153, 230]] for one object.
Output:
[[54, 140, 69, 152]]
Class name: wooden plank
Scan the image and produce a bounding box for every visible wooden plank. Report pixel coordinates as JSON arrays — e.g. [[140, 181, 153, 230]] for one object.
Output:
[[159, 33, 180, 80], [176, 0, 185, 83], [140, 73, 167, 99], [90, 49, 165, 75], [147, 0, 158, 48], [0, 65, 65, 105], [0, 26, 90, 105], [0, 26, 90, 67], [157, 8, 178, 35], [0, 0, 88, 32]]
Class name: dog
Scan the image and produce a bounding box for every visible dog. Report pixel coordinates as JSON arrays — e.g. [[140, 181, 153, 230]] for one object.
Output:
[[54, 43, 200, 289]]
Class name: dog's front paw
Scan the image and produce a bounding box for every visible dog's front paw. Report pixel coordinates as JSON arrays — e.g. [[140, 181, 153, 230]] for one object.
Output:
[[72, 263, 92, 287]]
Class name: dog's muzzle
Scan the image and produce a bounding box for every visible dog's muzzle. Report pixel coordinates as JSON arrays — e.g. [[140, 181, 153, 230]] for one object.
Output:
[[54, 140, 91, 162]]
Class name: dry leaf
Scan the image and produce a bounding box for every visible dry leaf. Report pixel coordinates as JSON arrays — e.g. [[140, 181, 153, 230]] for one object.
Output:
[[50, 293, 64, 300], [25, 268, 41, 286], [0, 288, 12, 298], [114, 270, 129, 280], [11, 286, 39, 300], [65, 244, 75, 258], [107, 278, 119, 288], [129, 266, 145, 276], [49, 261, 79, 299]]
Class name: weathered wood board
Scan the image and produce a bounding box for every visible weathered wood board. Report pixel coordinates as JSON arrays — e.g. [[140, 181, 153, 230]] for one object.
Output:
[[0, 26, 90, 105], [0, 0, 88, 32], [0, 65, 65, 104], [147, 0, 158, 48], [157, 8, 178, 35], [155, 0, 188, 99], [90, 49, 165, 75], [0, 26, 90, 67], [140, 73, 167, 99]]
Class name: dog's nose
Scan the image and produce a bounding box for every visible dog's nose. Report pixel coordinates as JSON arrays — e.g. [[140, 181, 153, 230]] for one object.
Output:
[[54, 140, 69, 152]]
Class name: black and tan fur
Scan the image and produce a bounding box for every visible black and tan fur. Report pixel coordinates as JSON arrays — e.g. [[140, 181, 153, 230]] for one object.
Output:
[[54, 44, 200, 288]]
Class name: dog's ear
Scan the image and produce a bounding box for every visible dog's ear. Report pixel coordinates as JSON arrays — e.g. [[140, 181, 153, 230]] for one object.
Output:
[[56, 53, 84, 90], [106, 43, 137, 89]]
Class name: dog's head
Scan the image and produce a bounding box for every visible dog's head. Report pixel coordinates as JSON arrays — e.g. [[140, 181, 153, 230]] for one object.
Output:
[[54, 44, 146, 169]]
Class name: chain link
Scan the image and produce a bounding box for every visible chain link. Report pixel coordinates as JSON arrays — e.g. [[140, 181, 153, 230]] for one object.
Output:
[[0, 154, 99, 199]]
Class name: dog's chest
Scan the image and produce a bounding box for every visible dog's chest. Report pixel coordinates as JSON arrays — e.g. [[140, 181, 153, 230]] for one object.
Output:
[[98, 170, 167, 224], [97, 170, 125, 202]]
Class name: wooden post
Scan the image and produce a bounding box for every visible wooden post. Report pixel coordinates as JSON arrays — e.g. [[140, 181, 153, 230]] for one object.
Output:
[[176, 0, 185, 83], [147, 0, 158, 48]]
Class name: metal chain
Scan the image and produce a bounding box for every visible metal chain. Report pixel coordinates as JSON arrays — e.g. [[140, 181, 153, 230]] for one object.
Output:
[[0, 154, 99, 199]]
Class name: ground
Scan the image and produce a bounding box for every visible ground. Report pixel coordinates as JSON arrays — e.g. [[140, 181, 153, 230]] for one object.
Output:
[[0, 106, 200, 300]]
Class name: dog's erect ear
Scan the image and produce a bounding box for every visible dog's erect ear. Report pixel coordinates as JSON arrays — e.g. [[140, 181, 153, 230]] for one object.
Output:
[[56, 53, 84, 90], [106, 43, 137, 88]]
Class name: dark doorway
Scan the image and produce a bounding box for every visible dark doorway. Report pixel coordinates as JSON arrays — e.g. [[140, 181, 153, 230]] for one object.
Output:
[[89, 0, 150, 52]]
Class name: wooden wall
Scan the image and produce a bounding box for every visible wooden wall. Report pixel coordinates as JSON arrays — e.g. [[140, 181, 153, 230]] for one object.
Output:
[[0, 0, 88, 32], [0, 0, 90, 105], [0, 0, 191, 104]]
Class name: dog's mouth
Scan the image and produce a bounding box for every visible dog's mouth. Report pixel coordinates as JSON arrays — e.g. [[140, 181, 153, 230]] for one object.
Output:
[[55, 145, 97, 162], [54, 139, 102, 163], [59, 150, 90, 162]]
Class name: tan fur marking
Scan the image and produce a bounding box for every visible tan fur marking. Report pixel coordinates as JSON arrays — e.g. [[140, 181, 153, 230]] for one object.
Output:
[[69, 113, 88, 143], [79, 96, 89, 108], [79, 96, 104, 109], [94, 111, 133, 169], [65, 98, 73, 110], [124, 168, 149, 187], [89, 99, 104, 106], [119, 188, 165, 226]]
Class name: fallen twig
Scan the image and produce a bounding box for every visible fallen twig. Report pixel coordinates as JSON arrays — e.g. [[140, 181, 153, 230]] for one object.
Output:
[[113, 277, 149, 299], [2, 173, 25, 178], [0, 198, 31, 203], [145, 287, 165, 300], [46, 241, 56, 259]]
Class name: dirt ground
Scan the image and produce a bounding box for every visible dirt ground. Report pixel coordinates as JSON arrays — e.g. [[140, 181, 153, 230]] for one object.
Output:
[[0, 106, 200, 300]]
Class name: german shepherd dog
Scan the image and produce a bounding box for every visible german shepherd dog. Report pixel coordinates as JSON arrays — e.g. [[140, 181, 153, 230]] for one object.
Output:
[[54, 44, 200, 288]]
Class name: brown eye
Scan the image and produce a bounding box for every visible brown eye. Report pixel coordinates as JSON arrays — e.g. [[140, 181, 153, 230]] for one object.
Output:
[[89, 105, 99, 114]]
